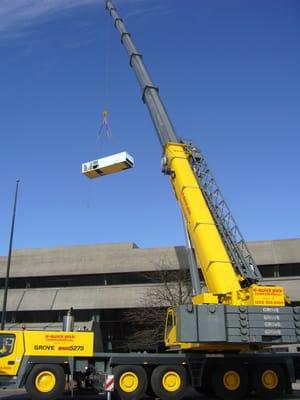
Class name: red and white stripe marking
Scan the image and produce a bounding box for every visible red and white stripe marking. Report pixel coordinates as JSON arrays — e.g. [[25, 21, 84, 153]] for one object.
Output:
[[104, 374, 114, 392]]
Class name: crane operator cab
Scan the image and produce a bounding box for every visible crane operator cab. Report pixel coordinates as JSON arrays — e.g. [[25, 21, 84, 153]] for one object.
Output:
[[0, 334, 14, 356], [0, 332, 21, 377]]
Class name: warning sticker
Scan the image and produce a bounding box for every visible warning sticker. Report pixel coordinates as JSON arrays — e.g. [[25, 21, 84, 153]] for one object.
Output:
[[251, 286, 285, 306]]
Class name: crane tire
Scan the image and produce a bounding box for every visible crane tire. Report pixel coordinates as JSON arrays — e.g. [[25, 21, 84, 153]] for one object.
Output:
[[251, 364, 286, 399], [150, 365, 187, 400], [113, 365, 147, 400], [25, 363, 65, 400], [212, 364, 248, 400]]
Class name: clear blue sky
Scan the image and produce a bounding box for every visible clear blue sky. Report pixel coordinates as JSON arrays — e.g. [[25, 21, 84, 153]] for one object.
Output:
[[0, 0, 299, 255]]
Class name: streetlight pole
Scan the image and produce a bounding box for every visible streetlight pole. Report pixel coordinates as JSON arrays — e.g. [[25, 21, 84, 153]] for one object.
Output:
[[1, 179, 20, 330]]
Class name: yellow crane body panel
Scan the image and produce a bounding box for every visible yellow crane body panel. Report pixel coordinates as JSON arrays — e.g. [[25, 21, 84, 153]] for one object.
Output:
[[23, 330, 94, 357]]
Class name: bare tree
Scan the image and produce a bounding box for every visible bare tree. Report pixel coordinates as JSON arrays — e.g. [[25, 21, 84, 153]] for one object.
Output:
[[122, 258, 192, 351]]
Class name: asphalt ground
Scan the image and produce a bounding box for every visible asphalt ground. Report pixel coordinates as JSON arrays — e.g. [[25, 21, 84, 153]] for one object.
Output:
[[0, 386, 299, 400]]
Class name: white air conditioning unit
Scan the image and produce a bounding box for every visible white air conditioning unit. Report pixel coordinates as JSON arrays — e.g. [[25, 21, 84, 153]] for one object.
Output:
[[82, 152, 134, 179]]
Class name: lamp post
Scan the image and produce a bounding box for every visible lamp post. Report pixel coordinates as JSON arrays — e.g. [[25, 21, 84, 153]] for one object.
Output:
[[1, 179, 20, 330]]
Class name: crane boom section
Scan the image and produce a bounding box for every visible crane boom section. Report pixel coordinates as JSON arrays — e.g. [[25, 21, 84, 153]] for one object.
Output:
[[165, 143, 241, 294], [106, 1, 178, 148]]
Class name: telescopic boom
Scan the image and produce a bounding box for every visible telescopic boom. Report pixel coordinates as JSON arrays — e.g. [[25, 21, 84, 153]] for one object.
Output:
[[106, 0, 178, 148], [105, 0, 262, 294]]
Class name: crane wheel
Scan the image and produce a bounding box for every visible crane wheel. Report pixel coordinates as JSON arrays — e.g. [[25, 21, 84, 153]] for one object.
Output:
[[113, 365, 147, 400], [25, 364, 65, 400], [150, 365, 187, 400], [212, 364, 248, 400], [251, 364, 286, 399]]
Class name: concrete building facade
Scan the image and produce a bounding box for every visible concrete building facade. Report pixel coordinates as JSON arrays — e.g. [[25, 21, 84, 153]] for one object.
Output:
[[0, 239, 299, 349]]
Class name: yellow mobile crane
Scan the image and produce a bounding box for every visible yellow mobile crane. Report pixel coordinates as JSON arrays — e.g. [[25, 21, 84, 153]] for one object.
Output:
[[105, 0, 300, 398], [105, 0, 297, 347], [0, 2, 299, 400]]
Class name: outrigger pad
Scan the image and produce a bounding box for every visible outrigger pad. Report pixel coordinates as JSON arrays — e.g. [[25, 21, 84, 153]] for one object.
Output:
[[82, 152, 134, 179]]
